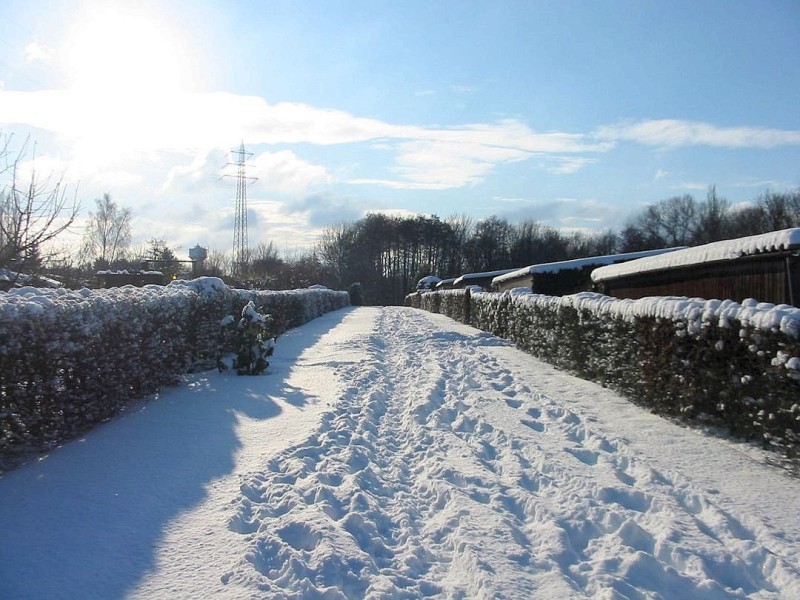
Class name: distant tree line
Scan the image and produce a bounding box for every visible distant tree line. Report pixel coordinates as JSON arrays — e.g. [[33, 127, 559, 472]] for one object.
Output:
[[619, 186, 800, 251], [313, 213, 617, 305], [314, 187, 800, 305]]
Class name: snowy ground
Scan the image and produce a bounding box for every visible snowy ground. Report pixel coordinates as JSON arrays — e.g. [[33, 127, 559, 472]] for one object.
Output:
[[2, 306, 799, 599]]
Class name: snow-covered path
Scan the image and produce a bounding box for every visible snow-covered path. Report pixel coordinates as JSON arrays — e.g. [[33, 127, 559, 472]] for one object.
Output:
[[2, 306, 799, 599]]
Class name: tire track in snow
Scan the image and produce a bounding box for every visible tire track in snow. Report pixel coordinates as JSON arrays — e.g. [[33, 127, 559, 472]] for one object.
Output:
[[221, 307, 800, 599]]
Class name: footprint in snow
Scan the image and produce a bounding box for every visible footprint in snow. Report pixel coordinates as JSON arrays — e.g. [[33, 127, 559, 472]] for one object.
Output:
[[565, 446, 599, 466], [522, 419, 546, 433]]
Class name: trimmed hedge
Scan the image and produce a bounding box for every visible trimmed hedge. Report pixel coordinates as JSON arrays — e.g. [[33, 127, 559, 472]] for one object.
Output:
[[0, 278, 349, 463], [411, 288, 800, 460]]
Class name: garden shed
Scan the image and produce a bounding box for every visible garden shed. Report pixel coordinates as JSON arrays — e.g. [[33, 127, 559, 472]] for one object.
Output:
[[416, 275, 442, 291], [492, 248, 683, 295], [435, 278, 457, 290], [591, 228, 800, 306], [452, 268, 517, 290], [97, 270, 166, 288]]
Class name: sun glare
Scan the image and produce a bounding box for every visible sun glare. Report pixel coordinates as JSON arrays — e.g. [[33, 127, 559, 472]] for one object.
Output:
[[63, 5, 191, 162], [67, 6, 185, 94]]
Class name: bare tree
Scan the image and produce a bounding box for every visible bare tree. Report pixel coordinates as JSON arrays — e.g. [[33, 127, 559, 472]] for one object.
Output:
[[250, 241, 284, 288], [203, 249, 230, 277], [694, 185, 730, 244], [464, 216, 514, 272], [620, 195, 698, 251], [316, 222, 356, 290], [760, 190, 800, 230], [587, 229, 620, 256], [443, 214, 472, 275], [81, 193, 132, 269], [0, 134, 80, 275]]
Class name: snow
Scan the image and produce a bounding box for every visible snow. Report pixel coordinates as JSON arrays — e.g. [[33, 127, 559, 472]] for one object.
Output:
[[555, 291, 800, 338], [1, 306, 799, 599], [417, 275, 442, 289], [435, 278, 456, 289], [493, 247, 685, 286], [452, 268, 517, 286], [97, 269, 164, 276], [242, 300, 267, 324], [592, 228, 800, 282], [0, 268, 62, 288]]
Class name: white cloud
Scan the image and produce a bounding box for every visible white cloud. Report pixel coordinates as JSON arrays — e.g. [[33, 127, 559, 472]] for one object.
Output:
[[160, 148, 229, 195], [0, 90, 610, 191], [672, 181, 709, 191], [349, 120, 611, 189], [496, 196, 626, 231], [543, 156, 598, 175], [250, 150, 332, 194], [5, 87, 797, 202], [351, 139, 530, 189], [731, 178, 797, 190], [24, 41, 54, 64], [285, 193, 364, 228], [597, 119, 800, 149], [90, 170, 143, 189], [491, 196, 528, 204], [246, 198, 316, 239]]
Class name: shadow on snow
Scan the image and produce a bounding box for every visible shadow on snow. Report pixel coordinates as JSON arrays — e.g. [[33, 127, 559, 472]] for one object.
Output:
[[0, 307, 356, 599]]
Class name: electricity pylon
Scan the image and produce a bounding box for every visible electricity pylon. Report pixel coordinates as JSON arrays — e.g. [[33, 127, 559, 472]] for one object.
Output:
[[227, 142, 256, 279]]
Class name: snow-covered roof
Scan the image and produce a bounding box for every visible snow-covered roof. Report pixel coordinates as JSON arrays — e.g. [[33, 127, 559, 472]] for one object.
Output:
[[0, 268, 62, 288], [592, 228, 800, 283], [492, 248, 684, 286], [453, 268, 517, 287], [417, 275, 442, 289], [167, 276, 227, 294], [97, 269, 164, 276]]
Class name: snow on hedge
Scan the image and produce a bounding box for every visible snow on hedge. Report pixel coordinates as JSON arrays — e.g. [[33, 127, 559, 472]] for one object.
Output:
[[554, 292, 800, 339], [492, 247, 684, 286], [0, 278, 349, 459], [484, 290, 800, 340], [592, 227, 800, 282], [465, 287, 800, 339]]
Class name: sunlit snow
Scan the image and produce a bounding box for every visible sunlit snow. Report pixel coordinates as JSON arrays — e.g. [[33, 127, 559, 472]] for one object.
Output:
[[1, 307, 798, 599]]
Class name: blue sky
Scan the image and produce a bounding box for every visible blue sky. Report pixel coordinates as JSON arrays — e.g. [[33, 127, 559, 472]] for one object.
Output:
[[1, 0, 798, 258]]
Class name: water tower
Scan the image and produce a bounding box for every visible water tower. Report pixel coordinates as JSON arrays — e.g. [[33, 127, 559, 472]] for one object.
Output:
[[189, 244, 208, 276]]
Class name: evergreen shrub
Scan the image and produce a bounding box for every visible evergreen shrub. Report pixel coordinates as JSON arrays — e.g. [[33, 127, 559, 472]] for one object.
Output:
[[219, 301, 277, 375]]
